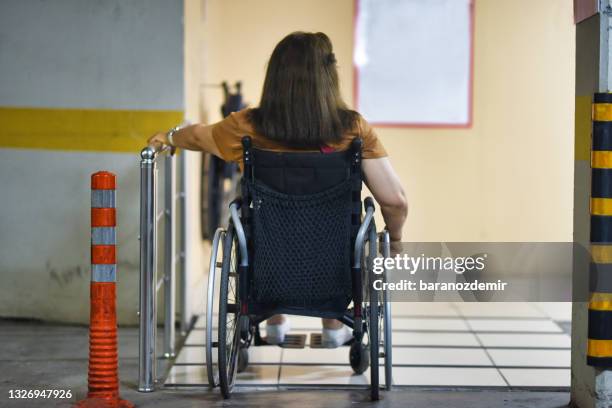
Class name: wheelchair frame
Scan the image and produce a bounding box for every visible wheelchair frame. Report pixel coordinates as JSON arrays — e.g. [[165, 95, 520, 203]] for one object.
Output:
[[205, 137, 393, 401]]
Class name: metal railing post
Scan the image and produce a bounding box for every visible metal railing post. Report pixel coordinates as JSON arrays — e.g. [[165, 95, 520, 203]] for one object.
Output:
[[179, 152, 189, 335], [138, 146, 157, 392], [163, 154, 176, 358]]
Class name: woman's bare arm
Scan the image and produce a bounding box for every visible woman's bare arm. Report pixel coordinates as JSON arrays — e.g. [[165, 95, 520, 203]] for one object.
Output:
[[362, 157, 408, 241], [147, 124, 221, 157]]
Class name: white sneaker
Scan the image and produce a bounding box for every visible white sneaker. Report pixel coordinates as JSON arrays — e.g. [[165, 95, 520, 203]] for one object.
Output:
[[321, 325, 353, 348], [265, 318, 291, 345]]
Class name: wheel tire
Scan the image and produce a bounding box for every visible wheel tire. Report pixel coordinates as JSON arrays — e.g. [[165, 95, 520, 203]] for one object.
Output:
[[205, 228, 225, 388], [380, 231, 393, 390], [237, 346, 249, 373], [369, 288, 380, 401], [365, 232, 380, 401], [383, 296, 392, 390], [218, 226, 240, 399], [349, 341, 370, 374]]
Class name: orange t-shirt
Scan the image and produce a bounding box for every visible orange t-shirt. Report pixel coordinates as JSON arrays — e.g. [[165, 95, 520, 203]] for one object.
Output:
[[210, 109, 387, 164]]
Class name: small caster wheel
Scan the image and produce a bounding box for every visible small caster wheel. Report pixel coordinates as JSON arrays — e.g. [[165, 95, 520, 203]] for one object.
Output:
[[240, 315, 250, 340], [238, 347, 249, 373], [349, 341, 370, 374]]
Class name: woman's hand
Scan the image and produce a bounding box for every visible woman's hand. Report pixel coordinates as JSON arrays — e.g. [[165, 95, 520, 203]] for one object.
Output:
[[147, 132, 169, 149]]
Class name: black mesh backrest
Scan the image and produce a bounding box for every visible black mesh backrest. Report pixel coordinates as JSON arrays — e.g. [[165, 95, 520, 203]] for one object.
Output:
[[250, 149, 352, 195], [240, 136, 362, 313]]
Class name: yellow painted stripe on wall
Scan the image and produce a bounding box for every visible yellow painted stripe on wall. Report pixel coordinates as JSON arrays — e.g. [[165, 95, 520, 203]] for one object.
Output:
[[588, 339, 612, 357], [591, 198, 612, 216], [589, 292, 612, 311], [592, 151, 612, 169], [591, 245, 612, 263], [593, 103, 612, 122], [576, 95, 592, 161], [0, 107, 183, 153]]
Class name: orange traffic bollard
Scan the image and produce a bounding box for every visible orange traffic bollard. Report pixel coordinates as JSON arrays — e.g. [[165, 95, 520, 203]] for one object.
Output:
[[76, 172, 133, 408]]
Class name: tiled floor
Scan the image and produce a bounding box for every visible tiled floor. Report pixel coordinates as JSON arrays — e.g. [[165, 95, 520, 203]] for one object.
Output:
[[165, 302, 571, 389]]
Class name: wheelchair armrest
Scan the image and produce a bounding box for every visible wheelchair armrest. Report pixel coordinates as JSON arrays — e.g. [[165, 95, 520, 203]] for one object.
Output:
[[229, 201, 249, 266], [364, 197, 375, 212], [353, 203, 376, 269], [229, 197, 242, 209]]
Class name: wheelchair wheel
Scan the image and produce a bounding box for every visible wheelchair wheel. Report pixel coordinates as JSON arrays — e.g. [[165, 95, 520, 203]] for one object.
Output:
[[205, 228, 225, 387], [368, 282, 380, 400], [380, 231, 393, 390], [362, 230, 380, 400], [218, 225, 241, 398]]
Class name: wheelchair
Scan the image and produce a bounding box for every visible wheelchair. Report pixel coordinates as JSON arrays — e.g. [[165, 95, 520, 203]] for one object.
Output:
[[205, 136, 392, 400]]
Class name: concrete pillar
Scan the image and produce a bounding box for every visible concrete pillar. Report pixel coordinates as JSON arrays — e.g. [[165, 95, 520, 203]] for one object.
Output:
[[572, 1, 612, 406]]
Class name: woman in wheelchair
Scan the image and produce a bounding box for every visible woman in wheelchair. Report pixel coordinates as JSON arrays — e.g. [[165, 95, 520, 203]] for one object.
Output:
[[149, 32, 407, 399]]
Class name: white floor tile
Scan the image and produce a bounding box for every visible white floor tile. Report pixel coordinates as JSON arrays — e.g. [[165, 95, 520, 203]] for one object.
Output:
[[391, 302, 459, 317], [392, 332, 479, 347], [392, 347, 492, 366], [392, 317, 469, 331], [533, 302, 572, 321], [454, 303, 546, 318], [193, 315, 207, 329], [500, 368, 570, 387], [487, 349, 570, 367], [236, 365, 280, 385], [279, 365, 368, 385], [166, 363, 279, 386], [476, 333, 571, 348], [184, 329, 219, 345], [244, 346, 283, 364], [165, 365, 207, 385], [175, 344, 282, 364], [175, 346, 206, 364], [391, 366, 506, 386], [282, 347, 351, 365], [466, 319, 562, 333], [193, 313, 219, 329]]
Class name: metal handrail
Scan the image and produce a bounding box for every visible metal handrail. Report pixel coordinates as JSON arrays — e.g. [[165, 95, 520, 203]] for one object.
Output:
[[138, 144, 186, 392]]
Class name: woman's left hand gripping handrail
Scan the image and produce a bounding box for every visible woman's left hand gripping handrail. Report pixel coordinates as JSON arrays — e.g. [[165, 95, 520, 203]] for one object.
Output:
[[140, 144, 175, 163], [229, 201, 249, 267]]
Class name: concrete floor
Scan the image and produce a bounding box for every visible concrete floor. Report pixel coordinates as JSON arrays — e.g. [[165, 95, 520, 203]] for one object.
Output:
[[0, 319, 571, 408]]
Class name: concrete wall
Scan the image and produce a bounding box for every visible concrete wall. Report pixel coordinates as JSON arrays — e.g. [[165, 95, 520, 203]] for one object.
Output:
[[199, 0, 575, 242], [0, 0, 184, 324]]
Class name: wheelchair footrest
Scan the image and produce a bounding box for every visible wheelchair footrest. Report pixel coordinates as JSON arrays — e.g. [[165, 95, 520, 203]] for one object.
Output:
[[309, 333, 354, 348], [281, 334, 307, 348], [257, 333, 307, 348]]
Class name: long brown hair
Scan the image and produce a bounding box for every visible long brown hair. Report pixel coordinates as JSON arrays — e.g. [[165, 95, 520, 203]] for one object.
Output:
[[248, 32, 358, 148]]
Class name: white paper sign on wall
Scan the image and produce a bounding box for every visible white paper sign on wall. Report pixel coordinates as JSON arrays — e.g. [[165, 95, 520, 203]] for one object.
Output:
[[354, 0, 474, 128]]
